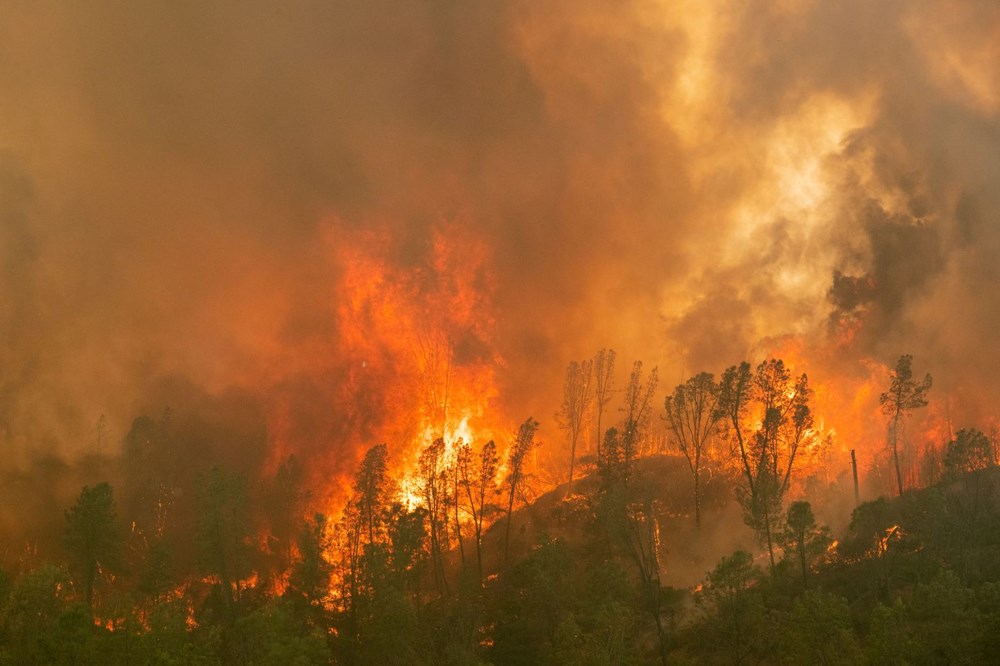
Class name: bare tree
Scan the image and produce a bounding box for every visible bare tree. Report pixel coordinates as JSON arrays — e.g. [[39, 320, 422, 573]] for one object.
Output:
[[457, 439, 499, 581], [593, 349, 617, 460], [556, 359, 593, 492], [664, 372, 722, 529], [880, 354, 932, 496], [620, 360, 658, 488], [503, 418, 539, 566]]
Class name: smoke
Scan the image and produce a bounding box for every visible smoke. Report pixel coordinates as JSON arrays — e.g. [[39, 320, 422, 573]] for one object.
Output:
[[0, 0, 998, 504]]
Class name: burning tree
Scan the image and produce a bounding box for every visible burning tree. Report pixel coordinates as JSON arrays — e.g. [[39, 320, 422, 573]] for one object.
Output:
[[718, 359, 814, 573], [557, 359, 593, 492], [880, 354, 932, 496], [664, 372, 722, 529]]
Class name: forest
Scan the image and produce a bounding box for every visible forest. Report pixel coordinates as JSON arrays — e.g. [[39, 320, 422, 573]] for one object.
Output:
[[1, 349, 998, 665]]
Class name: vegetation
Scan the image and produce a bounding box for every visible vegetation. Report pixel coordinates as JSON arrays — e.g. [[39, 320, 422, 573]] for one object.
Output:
[[3, 351, 999, 664]]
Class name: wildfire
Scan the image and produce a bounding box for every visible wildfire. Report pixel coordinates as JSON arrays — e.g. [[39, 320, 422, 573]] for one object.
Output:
[[874, 524, 903, 558], [297, 219, 509, 519]]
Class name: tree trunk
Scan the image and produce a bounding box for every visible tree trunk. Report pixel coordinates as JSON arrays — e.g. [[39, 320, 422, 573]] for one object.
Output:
[[762, 496, 776, 575], [851, 449, 860, 507], [693, 465, 701, 530], [891, 415, 904, 496], [503, 489, 515, 566], [568, 434, 577, 493], [798, 536, 808, 589]]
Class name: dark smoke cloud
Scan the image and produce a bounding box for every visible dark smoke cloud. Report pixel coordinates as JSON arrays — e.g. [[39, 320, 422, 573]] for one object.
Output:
[[0, 0, 998, 490]]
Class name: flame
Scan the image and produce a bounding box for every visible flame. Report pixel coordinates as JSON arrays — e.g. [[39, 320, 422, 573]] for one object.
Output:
[[277, 219, 510, 519], [873, 524, 903, 558]]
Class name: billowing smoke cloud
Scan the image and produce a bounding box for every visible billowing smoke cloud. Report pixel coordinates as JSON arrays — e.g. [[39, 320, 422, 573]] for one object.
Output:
[[1, 0, 998, 510]]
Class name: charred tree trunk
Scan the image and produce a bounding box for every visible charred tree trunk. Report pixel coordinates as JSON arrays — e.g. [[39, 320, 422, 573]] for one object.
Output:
[[891, 415, 904, 496], [851, 449, 860, 507]]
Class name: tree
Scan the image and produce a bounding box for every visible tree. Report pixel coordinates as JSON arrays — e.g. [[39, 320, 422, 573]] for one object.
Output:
[[718, 359, 813, 573], [448, 451, 466, 570], [269, 455, 308, 572], [781, 590, 861, 664], [196, 466, 253, 613], [458, 439, 499, 581], [620, 496, 668, 666], [780, 501, 830, 589], [696, 550, 769, 664], [593, 349, 616, 461], [619, 360, 658, 488], [417, 437, 451, 596], [64, 482, 122, 608], [880, 354, 932, 496], [664, 372, 722, 529], [91, 414, 111, 454], [556, 359, 593, 492], [355, 444, 389, 545], [945, 428, 994, 476], [340, 443, 395, 620], [503, 418, 539, 565], [289, 513, 333, 612]]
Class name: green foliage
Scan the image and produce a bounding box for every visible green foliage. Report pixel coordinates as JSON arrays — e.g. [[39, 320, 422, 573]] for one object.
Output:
[[231, 600, 330, 666], [778, 590, 861, 665], [779, 501, 830, 588], [691, 551, 773, 664], [489, 536, 648, 665], [132, 599, 220, 665]]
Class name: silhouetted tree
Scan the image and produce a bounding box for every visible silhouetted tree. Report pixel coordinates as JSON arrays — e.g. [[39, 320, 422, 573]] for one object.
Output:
[[196, 466, 253, 612], [593, 349, 616, 461], [503, 418, 539, 565], [355, 444, 389, 545], [664, 372, 722, 528], [557, 359, 593, 491], [945, 428, 994, 476], [880, 354, 932, 496], [718, 359, 813, 573], [64, 482, 121, 608], [780, 501, 830, 589], [417, 437, 450, 596], [458, 439, 499, 581], [289, 513, 332, 612], [619, 360, 658, 488]]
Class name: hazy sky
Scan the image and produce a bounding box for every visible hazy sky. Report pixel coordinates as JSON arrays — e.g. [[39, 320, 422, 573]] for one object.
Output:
[[1, 1, 998, 486]]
